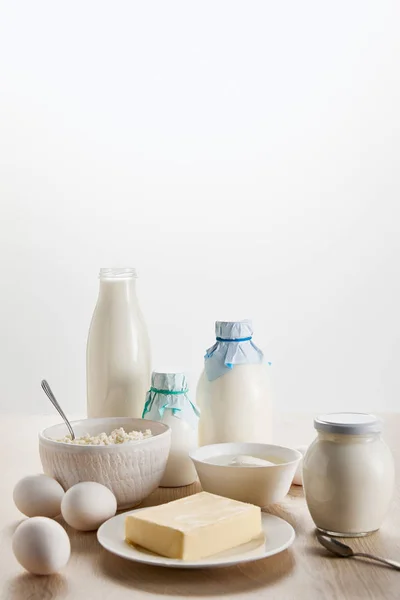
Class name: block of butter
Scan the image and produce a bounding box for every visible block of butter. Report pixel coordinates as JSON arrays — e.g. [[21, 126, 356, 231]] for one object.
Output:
[[125, 491, 262, 560]]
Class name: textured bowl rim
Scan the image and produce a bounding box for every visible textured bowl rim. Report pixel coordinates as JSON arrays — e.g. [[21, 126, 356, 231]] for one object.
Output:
[[39, 417, 170, 451], [190, 442, 302, 468]]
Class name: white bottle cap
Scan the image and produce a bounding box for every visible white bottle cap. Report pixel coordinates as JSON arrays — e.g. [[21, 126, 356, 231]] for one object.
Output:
[[314, 412, 382, 435]]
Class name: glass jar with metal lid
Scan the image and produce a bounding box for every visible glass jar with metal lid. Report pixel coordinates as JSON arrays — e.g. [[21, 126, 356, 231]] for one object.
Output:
[[303, 413, 395, 537]]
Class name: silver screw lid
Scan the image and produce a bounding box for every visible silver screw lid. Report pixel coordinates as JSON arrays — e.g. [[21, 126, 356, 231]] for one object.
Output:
[[314, 412, 382, 435]]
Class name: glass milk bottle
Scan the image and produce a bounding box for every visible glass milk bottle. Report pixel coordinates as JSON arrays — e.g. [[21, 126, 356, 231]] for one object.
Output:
[[197, 320, 272, 445], [143, 372, 199, 487], [87, 268, 151, 418]]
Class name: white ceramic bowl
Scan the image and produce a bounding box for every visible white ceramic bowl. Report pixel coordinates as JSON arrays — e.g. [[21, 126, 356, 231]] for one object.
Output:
[[39, 417, 171, 510], [190, 442, 302, 507]]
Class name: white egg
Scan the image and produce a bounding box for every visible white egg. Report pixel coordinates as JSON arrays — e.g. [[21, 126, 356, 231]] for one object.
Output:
[[292, 445, 308, 486], [61, 482, 117, 531], [13, 474, 65, 517], [12, 517, 70, 575]]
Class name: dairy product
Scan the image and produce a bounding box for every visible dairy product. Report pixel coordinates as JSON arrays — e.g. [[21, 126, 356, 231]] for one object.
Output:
[[56, 427, 152, 445], [292, 445, 307, 486], [158, 412, 198, 486], [205, 454, 277, 467], [229, 455, 275, 467], [125, 491, 262, 559], [87, 268, 151, 418], [197, 321, 272, 445], [197, 365, 272, 444], [303, 413, 395, 536], [143, 372, 199, 487]]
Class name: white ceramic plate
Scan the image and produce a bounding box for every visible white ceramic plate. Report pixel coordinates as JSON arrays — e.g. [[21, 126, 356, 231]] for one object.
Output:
[[97, 509, 295, 569]]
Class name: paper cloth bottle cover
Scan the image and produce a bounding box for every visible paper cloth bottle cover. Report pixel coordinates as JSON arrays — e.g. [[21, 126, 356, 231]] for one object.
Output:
[[142, 372, 200, 428], [204, 320, 266, 381]]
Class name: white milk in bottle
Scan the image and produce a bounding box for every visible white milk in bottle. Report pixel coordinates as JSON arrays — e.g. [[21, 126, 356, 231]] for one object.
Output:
[[87, 268, 151, 418], [197, 320, 272, 445], [143, 372, 199, 487]]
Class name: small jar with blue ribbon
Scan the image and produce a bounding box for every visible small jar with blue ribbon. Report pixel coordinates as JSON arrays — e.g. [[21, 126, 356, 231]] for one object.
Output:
[[143, 372, 200, 487], [197, 320, 272, 446]]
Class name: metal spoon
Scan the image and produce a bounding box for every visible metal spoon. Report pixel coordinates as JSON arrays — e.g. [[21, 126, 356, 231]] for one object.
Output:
[[317, 533, 400, 571], [41, 379, 75, 440]]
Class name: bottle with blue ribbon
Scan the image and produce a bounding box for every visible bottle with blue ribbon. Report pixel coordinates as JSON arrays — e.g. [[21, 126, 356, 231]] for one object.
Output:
[[197, 320, 272, 445], [143, 372, 200, 487]]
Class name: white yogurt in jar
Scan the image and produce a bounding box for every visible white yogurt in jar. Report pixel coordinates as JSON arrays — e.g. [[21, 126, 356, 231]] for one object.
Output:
[[303, 413, 395, 537]]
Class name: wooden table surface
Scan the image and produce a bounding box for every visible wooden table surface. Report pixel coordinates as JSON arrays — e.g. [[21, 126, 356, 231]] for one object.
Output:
[[1, 414, 399, 600]]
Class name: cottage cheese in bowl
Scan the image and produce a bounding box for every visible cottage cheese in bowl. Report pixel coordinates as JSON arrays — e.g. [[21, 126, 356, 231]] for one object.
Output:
[[39, 417, 171, 509], [57, 427, 152, 445]]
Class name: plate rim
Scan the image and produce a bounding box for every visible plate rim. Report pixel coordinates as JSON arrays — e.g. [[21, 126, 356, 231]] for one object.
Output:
[[97, 508, 295, 569]]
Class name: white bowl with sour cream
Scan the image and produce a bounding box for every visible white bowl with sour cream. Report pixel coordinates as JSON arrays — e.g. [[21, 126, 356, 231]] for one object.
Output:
[[190, 442, 302, 507]]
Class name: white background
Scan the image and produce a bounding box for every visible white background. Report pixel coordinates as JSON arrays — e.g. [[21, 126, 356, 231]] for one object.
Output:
[[0, 0, 399, 415]]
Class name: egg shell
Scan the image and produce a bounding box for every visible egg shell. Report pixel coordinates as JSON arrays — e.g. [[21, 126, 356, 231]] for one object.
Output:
[[61, 482, 117, 531], [12, 517, 70, 575], [292, 445, 308, 485], [13, 474, 65, 518]]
